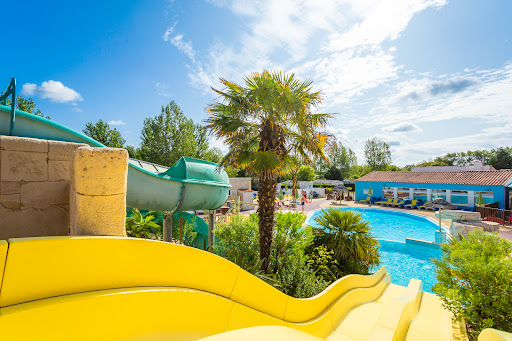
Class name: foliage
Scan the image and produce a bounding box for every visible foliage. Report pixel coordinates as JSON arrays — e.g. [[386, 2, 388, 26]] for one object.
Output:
[[414, 147, 512, 170], [276, 253, 329, 298], [1, 93, 50, 119], [214, 214, 260, 267], [307, 245, 342, 282], [136, 101, 211, 166], [126, 208, 161, 239], [206, 70, 335, 272], [83, 119, 126, 148], [271, 212, 313, 273], [312, 208, 380, 275], [224, 165, 241, 177], [316, 141, 357, 180], [171, 214, 199, 247], [432, 230, 512, 340], [364, 137, 392, 171], [488, 147, 512, 170], [297, 165, 316, 181], [214, 212, 329, 297]]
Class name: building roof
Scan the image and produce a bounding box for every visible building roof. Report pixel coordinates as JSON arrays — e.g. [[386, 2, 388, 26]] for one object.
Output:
[[355, 170, 512, 186]]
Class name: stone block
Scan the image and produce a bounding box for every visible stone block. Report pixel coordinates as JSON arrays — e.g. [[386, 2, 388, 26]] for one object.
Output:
[[48, 160, 71, 181], [0, 150, 48, 182], [450, 222, 482, 240], [20, 181, 69, 209], [0, 135, 48, 153], [71, 147, 128, 196], [0, 205, 69, 239], [437, 210, 481, 222], [48, 140, 88, 161], [481, 221, 500, 233], [0, 193, 21, 209], [0, 181, 21, 194], [69, 192, 126, 236]]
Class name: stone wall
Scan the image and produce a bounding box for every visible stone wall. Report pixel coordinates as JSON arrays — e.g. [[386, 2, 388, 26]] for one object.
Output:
[[0, 136, 88, 239]]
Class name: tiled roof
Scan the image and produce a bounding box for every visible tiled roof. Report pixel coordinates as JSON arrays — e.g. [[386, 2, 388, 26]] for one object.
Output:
[[355, 170, 512, 186]]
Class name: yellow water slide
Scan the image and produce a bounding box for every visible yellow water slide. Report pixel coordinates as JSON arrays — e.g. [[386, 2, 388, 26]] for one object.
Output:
[[0, 236, 474, 341]]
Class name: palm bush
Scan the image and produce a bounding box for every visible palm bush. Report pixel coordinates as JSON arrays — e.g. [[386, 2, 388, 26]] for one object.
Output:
[[206, 70, 335, 272], [312, 208, 380, 275], [126, 208, 161, 239], [433, 230, 512, 340]]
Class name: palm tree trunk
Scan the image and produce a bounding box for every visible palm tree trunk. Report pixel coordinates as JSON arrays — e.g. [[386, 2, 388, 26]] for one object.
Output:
[[258, 170, 277, 273]]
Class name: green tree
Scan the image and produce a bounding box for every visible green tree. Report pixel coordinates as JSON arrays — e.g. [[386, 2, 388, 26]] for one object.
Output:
[[364, 138, 391, 171], [1, 93, 50, 119], [206, 71, 335, 272], [488, 147, 512, 170], [433, 230, 512, 340], [137, 101, 216, 167], [312, 208, 380, 275], [297, 165, 316, 181], [83, 119, 126, 148]]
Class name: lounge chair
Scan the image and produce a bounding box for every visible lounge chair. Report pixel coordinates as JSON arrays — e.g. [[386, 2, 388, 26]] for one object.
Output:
[[370, 197, 382, 204], [360, 196, 372, 203], [404, 200, 418, 209], [385, 199, 400, 206], [376, 198, 392, 205], [397, 200, 410, 208]]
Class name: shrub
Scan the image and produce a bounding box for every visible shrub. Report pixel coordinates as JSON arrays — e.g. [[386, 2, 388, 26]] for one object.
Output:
[[126, 208, 162, 239], [307, 245, 342, 283], [297, 165, 316, 181], [214, 212, 328, 297], [433, 230, 512, 340], [171, 214, 199, 247], [312, 208, 380, 275]]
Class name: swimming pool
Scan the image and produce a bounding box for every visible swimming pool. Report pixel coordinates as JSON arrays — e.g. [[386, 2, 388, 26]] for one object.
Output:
[[307, 207, 444, 292]]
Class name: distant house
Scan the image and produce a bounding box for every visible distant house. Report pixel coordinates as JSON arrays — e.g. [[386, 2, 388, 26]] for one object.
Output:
[[355, 170, 512, 210]]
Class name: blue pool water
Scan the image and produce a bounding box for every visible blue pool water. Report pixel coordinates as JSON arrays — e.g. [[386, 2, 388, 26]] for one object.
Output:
[[307, 208, 443, 292]]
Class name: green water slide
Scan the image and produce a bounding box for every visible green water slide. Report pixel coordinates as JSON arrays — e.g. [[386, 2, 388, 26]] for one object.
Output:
[[0, 104, 230, 215]]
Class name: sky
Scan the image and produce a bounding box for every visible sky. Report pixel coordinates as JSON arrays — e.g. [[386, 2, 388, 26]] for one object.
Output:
[[2, 0, 512, 166]]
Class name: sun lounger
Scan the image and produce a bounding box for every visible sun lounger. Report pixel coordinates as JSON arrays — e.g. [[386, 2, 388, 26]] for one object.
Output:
[[376, 198, 392, 205], [386, 199, 400, 206], [361, 196, 372, 203], [404, 200, 417, 208], [397, 200, 411, 208]]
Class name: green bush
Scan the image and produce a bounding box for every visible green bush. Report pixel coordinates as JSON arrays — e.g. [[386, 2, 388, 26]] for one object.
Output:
[[297, 165, 316, 181], [312, 208, 380, 275], [307, 245, 342, 283], [433, 230, 512, 340], [126, 208, 162, 239], [214, 212, 328, 297]]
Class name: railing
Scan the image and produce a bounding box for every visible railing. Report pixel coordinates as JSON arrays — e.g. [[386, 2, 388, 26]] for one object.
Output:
[[0, 78, 16, 135], [476, 206, 512, 226]]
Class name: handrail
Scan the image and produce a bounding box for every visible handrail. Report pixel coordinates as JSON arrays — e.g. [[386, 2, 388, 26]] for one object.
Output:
[[0, 78, 16, 135]]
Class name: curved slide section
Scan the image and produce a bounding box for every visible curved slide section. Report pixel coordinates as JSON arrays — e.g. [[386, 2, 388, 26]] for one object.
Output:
[[0, 105, 230, 212], [0, 236, 394, 340]]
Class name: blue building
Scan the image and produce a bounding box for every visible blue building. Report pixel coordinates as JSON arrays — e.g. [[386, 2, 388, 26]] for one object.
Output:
[[355, 170, 512, 210]]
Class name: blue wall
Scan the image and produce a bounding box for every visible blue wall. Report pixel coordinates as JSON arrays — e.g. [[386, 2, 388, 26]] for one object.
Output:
[[355, 181, 506, 209]]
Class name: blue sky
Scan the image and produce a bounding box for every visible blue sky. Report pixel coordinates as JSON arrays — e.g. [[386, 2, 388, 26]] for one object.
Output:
[[3, 0, 512, 166]]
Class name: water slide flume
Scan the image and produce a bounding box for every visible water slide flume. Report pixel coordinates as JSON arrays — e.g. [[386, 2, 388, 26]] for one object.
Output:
[[0, 104, 230, 212]]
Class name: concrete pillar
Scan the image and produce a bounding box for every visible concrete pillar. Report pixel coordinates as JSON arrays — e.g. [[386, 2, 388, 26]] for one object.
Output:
[[468, 191, 475, 207], [69, 147, 128, 236], [163, 214, 173, 242], [208, 210, 215, 251], [427, 189, 432, 202], [446, 190, 451, 203], [393, 187, 398, 199], [409, 188, 414, 200]]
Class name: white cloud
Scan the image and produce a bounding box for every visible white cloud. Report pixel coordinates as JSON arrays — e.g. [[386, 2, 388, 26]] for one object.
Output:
[[163, 23, 196, 62], [382, 122, 421, 133], [108, 120, 126, 126], [21, 80, 82, 103], [154, 81, 172, 97]]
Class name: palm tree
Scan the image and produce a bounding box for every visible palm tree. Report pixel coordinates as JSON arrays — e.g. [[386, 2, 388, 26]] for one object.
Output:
[[313, 208, 379, 275], [206, 71, 335, 272]]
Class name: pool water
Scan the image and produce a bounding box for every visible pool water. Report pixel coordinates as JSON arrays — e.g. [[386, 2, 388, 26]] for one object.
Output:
[[307, 207, 443, 293]]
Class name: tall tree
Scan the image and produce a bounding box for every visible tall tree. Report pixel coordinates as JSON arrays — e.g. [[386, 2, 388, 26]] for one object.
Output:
[[488, 147, 512, 170], [137, 101, 214, 166], [206, 71, 335, 272], [83, 119, 125, 148], [364, 137, 391, 171]]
